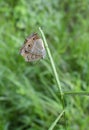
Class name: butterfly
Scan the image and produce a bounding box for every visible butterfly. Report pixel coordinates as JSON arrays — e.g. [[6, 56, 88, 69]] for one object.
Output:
[[20, 33, 46, 62]]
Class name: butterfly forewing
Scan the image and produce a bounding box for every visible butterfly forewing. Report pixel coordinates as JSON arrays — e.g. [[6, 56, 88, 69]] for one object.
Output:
[[30, 39, 46, 56]]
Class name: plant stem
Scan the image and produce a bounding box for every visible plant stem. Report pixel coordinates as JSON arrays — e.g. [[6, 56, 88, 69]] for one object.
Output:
[[39, 27, 67, 129], [39, 27, 63, 99]]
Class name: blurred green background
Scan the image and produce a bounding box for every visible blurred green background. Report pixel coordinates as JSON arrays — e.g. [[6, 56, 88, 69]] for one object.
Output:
[[0, 0, 89, 130]]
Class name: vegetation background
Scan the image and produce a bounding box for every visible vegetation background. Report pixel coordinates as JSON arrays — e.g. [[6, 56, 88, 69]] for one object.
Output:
[[0, 0, 89, 130]]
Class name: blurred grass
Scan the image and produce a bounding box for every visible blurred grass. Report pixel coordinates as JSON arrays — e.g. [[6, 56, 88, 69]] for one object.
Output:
[[0, 0, 89, 130]]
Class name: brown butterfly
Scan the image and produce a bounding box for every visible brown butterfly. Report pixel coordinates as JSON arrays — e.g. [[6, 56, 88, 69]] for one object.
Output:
[[20, 33, 46, 62]]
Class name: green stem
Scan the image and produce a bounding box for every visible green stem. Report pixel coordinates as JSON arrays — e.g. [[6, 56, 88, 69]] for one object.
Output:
[[39, 27, 63, 99], [39, 27, 66, 129]]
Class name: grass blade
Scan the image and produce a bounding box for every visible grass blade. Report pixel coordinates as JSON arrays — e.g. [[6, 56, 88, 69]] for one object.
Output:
[[48, 110, 65, 130]]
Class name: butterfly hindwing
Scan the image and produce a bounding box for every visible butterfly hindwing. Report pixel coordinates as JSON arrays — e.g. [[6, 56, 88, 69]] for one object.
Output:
[[25, 53, 42, 62]]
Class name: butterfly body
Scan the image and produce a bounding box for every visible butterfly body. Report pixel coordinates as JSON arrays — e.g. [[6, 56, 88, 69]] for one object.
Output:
[[20, 33, 46, 62]]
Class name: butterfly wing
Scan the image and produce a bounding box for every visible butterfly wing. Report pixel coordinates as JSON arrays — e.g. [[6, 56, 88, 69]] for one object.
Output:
[[20, 33, 46, 62], [24, 53, 42, 62], [30, 39, 46, 58]]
